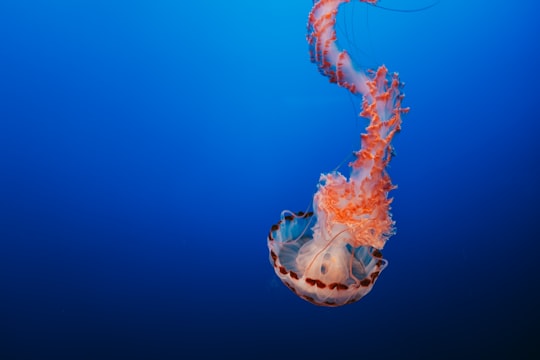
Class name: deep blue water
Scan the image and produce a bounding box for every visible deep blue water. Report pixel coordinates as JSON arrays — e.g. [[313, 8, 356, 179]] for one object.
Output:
[[1, 1, 539, 359]]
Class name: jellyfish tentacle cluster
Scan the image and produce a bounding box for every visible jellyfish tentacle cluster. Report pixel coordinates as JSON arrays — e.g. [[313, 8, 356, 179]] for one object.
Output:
[[268, 0, 408, 306]]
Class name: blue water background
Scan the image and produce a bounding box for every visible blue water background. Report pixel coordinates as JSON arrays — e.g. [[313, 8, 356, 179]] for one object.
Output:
[[1, 0, 539, 358]]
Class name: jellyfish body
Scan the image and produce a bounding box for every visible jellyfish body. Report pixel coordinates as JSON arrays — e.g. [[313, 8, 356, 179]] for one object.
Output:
[[268, 0, 408, 306]]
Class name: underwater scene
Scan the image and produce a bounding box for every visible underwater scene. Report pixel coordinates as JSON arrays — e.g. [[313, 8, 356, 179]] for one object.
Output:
[[1, 0, 539, 359]]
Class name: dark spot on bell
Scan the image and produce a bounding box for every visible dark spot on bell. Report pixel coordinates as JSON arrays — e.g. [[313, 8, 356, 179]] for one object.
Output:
[[328, 282, 338, 290], [305, 278, 316, 286], [315, 280, 326, 289], [337, 283, 348, 290], [289, 271, 299, 280], [284, 215, 293, 221], [271, 224, 279, 231], [372, 249, 382, 258], [360, 278, 371, 287], [279, 266, 288, 275], [371, 271, 380, 281]]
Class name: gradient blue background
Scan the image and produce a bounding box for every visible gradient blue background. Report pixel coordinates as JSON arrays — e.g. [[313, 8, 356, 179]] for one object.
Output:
[[1, 0, 539, 359]]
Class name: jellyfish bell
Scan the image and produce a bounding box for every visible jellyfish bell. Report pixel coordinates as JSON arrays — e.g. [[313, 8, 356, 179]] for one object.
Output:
[[268, 210, 387, 307]]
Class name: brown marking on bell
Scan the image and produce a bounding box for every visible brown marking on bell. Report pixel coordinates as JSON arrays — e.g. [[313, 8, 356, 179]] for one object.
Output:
[[306, 211, 314, 217], [268, 231, 274, 241], [328, 282, 338, 290], [360, 278, 371, 287], [279, 266, 288, 275], [289, 271, 299, 280], [346, 298, 358, 305], [324, 300, 336, 306], [372, 249, 383, 258], [337, 283, 349, 290], [303, 295, 316, 303], [284, 215, 293, 221], [297, 211, 305, 217], [270, 251, 278, 267], [370, 271, 380, 281], [271, 224, 279, 231], [315, 280, 326, 289], [305, 278, 317, 286], [376, 260, 384, 267]]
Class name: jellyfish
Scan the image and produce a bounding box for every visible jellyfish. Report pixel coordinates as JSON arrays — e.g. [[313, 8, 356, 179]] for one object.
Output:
[[268, 0, 409, 306]]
